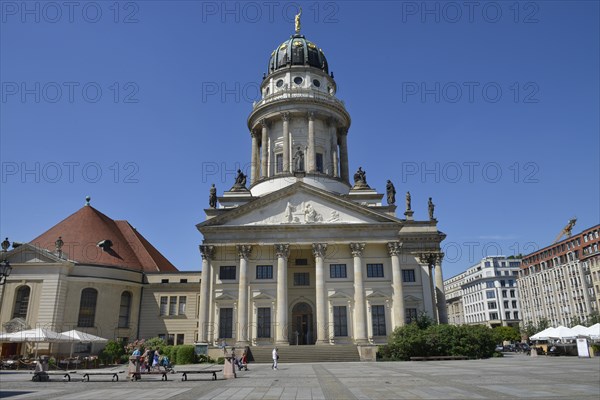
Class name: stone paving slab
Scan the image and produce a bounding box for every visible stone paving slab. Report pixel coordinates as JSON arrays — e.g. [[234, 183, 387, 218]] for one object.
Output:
[[0, 355, 598, 399]]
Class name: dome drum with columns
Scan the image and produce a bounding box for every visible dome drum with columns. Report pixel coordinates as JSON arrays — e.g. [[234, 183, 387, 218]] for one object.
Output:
[[248, 33, 351, 197]]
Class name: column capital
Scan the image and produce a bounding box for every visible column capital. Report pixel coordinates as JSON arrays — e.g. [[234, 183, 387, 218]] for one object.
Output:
[[259, 118, 270, 128], [387, 242, 403, 256], [350, 242, 365, 257], [312, 243, 328, 258], [307, 111, 316, 121], [326, 117, 338, 127], [274, 243, 290, 258], [237, 244, 252, 260], [415, 252, 443, 266], [199, 245, 215, 260], [282, 112, 291, 122]]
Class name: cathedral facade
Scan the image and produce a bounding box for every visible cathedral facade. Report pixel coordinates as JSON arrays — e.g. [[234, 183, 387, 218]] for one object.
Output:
[[196, 28, 447, 350]]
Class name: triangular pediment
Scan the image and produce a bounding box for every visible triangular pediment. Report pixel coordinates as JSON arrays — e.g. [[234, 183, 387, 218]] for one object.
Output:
[[328, 290, 352, 299], [366, 290, 390, 299], [198, 182, 401, 228], [3, 243, 72, 265], [214, 292, 237, 301], [252, 291, 275, 300], [404, 294, 422, 303]]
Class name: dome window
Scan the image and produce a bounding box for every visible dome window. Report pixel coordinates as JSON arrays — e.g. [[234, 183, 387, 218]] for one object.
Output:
[[276, 79, 284, 88], [265, 87, 270, 95], [313, 79, 321, 88], [294, 77, 303, 85]]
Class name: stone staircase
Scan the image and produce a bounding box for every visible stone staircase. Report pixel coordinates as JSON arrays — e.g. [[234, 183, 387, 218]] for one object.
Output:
[[246, 344, 361, 364]]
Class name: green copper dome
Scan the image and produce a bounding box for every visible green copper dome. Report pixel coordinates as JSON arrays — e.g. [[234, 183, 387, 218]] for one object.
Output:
[[268, 34, 329, 75]]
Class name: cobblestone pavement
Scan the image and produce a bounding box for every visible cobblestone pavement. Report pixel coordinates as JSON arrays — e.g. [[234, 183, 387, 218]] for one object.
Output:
[[1, 354, 599, 399]]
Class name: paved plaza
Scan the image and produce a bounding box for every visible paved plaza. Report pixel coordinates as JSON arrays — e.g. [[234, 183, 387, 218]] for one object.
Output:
[[1, 355, 599, 400]]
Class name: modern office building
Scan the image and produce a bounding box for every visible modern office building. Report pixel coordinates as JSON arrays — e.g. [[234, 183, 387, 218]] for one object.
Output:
[[443, 256, 522, 328]]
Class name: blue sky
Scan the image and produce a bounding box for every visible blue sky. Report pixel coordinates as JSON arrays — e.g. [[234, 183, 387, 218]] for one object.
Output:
[[1, 1, 598, 278]]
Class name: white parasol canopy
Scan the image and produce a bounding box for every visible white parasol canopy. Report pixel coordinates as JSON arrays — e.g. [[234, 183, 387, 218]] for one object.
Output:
[[547, 326, 576, 340], [60, 329, 109, 358], [530, 327, 556, 340], [587, 323, 600, 340], [6, 328, 72, 343], [570, 325, 591, 337]]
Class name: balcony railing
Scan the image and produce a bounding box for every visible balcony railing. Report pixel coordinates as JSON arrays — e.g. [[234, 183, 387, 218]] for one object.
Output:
[[252, 88, 347, 111]]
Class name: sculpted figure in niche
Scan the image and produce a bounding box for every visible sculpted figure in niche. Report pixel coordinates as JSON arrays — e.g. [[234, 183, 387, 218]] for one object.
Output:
[[293, 147, 304, 172]]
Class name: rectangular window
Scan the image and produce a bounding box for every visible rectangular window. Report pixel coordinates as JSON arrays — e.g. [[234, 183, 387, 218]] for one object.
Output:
[[161, 279, 169, 283], [488, 301, 497, 309], [176, 334, 184, 345], [514, 311, 519, 319], [402, 269, 416, 282], [512, 300, 517, 308], [169, 296, 177, 316], [160, 296, 168, 316], [333, 306, 348, 336], [180, 279, 188, 283], [178, 296, 187, 315], [486, 291, 495, 299], [256, 265, 273, 279], [219, 308, 233, 338], [371, 305, 387, 336], [167, 334, 175, 345], [295, 258, 308, 266], [489, 312, 498, 320], [502, 290, 507, 298], [257, 307, 271, 338], [294, 272, 310, 286], [220, 266, 236, 280], [510, 290, 515, 298], [367, 264, 384, 278], [276, 154, 283, 173], [405, 308, 418, 324], [158, 334, 166, 342], [316, 153, 324, 173], [505, 311, 511, 320], [503, 300, 509, 309], [330, 264, 347, 278], [486, 281, 495, 288]]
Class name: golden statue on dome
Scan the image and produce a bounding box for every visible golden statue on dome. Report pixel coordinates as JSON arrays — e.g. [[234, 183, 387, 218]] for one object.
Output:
[[295, 8, 302, 33]]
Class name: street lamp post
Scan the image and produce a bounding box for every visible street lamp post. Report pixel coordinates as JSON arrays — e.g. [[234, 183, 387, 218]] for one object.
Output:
[[1, 237, 12, 285]]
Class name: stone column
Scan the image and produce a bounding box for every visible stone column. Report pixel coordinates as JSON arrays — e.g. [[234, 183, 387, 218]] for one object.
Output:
[[350, 243, 368, 343], [275, 243, 290, 345], [434, 253, 448, 324], [313, 243, 328, 344], [417, 253, 437, 321], [260, 119, 269, 179], [387, 242, 405, 328], [198, 245, 214, 343], [236, 245, 252, 345], [250, 131, 258, 185], [282, 112, 290, 173], [307, 112, 316, 172], [328, 119, 338, 177], [338, 129, 349, 182]]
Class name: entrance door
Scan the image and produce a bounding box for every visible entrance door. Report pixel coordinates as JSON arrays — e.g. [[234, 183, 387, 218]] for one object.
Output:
[[291, 302, 314, 345]]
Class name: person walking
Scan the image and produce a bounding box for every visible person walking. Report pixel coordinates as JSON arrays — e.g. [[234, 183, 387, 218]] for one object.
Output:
[[272, 347, 278, 370]]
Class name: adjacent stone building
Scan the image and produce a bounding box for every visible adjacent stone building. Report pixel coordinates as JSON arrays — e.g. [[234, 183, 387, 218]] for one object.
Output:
[[518, 224, 600, 327]]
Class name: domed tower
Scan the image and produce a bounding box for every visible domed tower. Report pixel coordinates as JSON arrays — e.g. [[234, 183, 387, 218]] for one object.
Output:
[[247, 23, 351, 197]]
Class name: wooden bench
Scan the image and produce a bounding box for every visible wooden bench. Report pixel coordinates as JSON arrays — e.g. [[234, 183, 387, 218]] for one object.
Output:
[[177, 369, 221, 381], [410, 356, 469, 361], [81, 370, 124, 382]]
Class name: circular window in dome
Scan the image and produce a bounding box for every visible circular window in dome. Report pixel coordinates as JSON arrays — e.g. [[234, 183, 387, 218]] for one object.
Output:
[[276, 79, 284, 88], [313, 79, 321, 88], [294, 77, 303, 85]]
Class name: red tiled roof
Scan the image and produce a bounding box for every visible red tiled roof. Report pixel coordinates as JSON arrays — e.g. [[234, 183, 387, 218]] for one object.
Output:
[[30, 205, 178, 273]]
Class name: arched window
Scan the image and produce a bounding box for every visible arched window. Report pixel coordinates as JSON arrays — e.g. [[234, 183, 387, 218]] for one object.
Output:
[[118, 291, 132, 328], [12, 286, 31, 319], [77, 288, 98, 327]]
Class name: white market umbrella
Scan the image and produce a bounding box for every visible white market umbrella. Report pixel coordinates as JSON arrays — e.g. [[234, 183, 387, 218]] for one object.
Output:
[[6, 328, 72, 358], [547, 326, 576, 340], [60, 330, 108, 358], [587, 323, 600, 340], [530, 327, 556, 341], [570, 325, 590, 337]]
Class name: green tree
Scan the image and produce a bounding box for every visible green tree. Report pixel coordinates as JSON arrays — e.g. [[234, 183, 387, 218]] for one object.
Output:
[[586, 312, 600, 326], [100, 340, 126, 365], [522, 321, 536, 337], [536, 318, 550, 332], [493, 326, 520, 343]]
